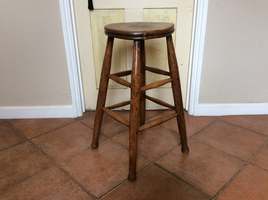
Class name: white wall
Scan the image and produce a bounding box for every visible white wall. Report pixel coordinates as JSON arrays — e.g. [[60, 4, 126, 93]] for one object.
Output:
[[0, 0, 72, 108], [199, 0, 268, 104]]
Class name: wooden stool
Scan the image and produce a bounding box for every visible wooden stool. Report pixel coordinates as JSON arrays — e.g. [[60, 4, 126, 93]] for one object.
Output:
[[91, 22, 189, 181]]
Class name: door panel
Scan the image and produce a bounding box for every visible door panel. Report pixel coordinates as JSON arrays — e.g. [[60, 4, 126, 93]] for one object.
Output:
[[73, 0, 194, 110], [143, 8, 176, 85], [90, 10, 127, 88]]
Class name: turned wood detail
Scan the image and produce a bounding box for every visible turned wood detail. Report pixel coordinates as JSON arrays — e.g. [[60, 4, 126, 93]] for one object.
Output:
[[92, 22, 189, 181]]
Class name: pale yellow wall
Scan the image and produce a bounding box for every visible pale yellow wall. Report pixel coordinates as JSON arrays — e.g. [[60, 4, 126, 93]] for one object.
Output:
[[199, 0, 268, 103], [0, 0, 71, 106]]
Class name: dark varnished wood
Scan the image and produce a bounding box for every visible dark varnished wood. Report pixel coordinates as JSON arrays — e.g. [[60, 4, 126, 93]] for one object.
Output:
[[145, 66, 171, 76], [140, 40, 146, 126], [103, 108, 129, 127], [91, 37, 114, 149], [141, 78, 172, 91], [92, 23, 189, 182], [111, 70, 132, 77], [105, 22, 174, 40], [109, 74, 131, 87], [106, 100, 131, 110], [128, 40, 142, 181], [139, 111, 177, 132], [166, 35, 189, 153], [145, 95, 175, 110]]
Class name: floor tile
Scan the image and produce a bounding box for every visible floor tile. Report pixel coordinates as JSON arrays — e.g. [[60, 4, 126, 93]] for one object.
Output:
[[156, 139, 243, 196], [250, 142, 268, 171], [62, 140, 149, 197], [80, 111, 128, 138], [217, 165, 268, 200], [194, 121, 267, 161], [0, 142, 51, 192], [0, 122, 25, 150], [161, 112, 216, 137], [1, 167, 93, 200], [101, 164, 210, 200], [222, 115, 268, 135], [79, 111, 95, 128], [32, 122, 104, 163], [10, 118, 74, 139], [112, 126, 179, 161]]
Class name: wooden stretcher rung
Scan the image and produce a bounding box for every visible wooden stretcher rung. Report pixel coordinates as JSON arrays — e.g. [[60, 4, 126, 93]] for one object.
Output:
[[145, 66, 171, 76], [106, 100, 131, 109], [139, 111, 177, 131], [109, 74, 131, 87], [145, 95, 175, 110], [103, 108, 129, 127], [141, 78, 172, 91], [111, 70, 132, 77]]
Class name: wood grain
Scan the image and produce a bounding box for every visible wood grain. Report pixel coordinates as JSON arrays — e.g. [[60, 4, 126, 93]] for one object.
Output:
[[145, 66, 171, 76], [145, 95, 175, 110], [109, 74, 131, 87], [139, 111, 177, 131], [141, 78, 172, 91], [91, 37, 114, 149], [166, 35, 189, 153], [103, 108, 129, 127]]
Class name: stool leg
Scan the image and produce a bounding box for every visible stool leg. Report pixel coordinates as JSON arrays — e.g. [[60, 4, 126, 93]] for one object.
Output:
[[140, 40, 146, 125], [91, 37, 114, 149], [128, 40, 142, 181], [166, 35, 189, 153]]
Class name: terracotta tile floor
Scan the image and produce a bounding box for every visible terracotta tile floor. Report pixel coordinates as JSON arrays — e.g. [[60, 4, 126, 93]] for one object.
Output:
[[1, 111, 268, 200]]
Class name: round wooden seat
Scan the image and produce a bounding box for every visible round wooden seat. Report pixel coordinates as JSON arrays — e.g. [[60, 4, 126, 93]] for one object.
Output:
[[105, 22, 174, 40]]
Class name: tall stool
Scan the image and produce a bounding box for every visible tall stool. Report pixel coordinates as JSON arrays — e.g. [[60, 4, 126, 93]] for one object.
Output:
[[91, 22, 189, 181]]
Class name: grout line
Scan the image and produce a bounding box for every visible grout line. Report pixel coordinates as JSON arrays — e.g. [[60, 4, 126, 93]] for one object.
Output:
[[98, 164, 155, 199], [78, 121, 110, 143], [154, 162, 212, 198], [154, 120, 221, 164], [247, 140, 268, 170], [159, 114, 220, 137], [219, 119, 268, 138], [13, 130, 98, 200], [0, 122, 29, 152], [79, 120, 94, 130], [0, 165, 52, 194], [4, 113, 268, 199], [191, 137, 250, 163], [99, 163, 155, 199], [193, 121, 268, 199], [29, 120, 77, 140], [78, 121, 93, 130], [6, 119, 77, 141], [79, 119, 129, 140], [106, 133, 154, 170], [0, 140, 28, 152], [108, 125, 179, 163], [97, 178, 128, 199], [250, 162, 268, 174], [212, 162, 249, 199], [189, 119, 268, 164], [187, 119, 221, 139]]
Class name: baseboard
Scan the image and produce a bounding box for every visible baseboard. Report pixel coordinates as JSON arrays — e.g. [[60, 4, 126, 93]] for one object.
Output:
[[0, 105, 81, 119], [192, 103, 268, 116]]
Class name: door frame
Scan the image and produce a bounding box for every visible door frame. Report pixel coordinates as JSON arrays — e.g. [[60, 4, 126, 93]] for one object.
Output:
[[187, 0, 209, 115], [59, 0, 85, 117], [59, 0, 209, 116]]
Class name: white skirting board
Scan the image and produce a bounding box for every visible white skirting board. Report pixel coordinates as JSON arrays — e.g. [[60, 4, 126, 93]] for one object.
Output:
[[191, 103, 268, 116], [0, 105, 81, 119]]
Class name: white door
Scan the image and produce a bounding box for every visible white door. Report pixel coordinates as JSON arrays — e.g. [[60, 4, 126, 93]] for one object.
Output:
[[73, 0, 194, 110]]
